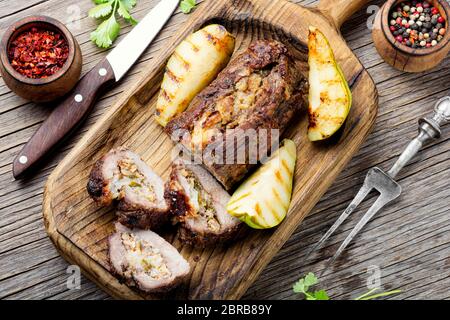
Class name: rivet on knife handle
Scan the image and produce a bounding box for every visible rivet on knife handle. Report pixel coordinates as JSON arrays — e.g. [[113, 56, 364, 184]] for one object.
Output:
[[12, 59, 115, 179]]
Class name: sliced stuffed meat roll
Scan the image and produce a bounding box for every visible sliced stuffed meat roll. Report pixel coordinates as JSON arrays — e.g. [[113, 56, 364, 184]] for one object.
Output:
[[166, 160, 242, 246], [165, 40, 306, 191], [109, 223, 190, 293], [87, 147, 170, 229]]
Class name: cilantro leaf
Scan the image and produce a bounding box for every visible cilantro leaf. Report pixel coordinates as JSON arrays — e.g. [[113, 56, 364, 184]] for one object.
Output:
[[180, 0, 197, 14], [293, 272, 326, 301], [121, 0, 137, 11], [293, 272, 401, 301], [89, 0, 139, 48], [90, 14, 120, 48], [292, 278, 306, 294], [313, 290, 330, 300], [293, 272, 318, 296], [303, 272, 318, 288], [118, 0, 138, 25], [89, 2, 113, 19]]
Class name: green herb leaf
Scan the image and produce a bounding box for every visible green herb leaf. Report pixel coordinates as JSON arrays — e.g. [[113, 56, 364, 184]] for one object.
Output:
[[293, 272, 327, 300], [313, 290, 330, 300], [90, 14, 120, 48], [89, 2, 113, 19], [293, 272, 402, 301], [120, 0, 137, 11], [292, 279, 306, 294], [180, 0, 197, 14], [118, 0, 138, 25], [303, 272, 318, 288], [89, 0, 139, 48]]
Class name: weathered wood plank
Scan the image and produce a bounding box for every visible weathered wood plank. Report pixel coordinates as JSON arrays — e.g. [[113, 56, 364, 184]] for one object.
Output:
[[0, 0, 449, 300]]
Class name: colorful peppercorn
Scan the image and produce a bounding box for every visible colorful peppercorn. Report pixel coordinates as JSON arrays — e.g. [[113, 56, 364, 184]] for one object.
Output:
[[389, 1, 447, 48]]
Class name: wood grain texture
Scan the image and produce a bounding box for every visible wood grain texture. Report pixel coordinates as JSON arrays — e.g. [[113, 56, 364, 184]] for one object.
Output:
[[318, 0, 370, 29], [0, 0, 449, 301], [42, 0, 378, 300]]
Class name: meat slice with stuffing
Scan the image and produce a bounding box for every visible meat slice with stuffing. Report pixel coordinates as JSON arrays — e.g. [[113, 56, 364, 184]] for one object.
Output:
[[109, 223, 190, 293], [165, 160, 242, 246], [87, 148, 169, 230], [165, 40, 307, 191]]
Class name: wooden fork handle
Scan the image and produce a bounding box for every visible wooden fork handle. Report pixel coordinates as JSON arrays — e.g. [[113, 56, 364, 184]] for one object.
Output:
[[318, 0, 373, 30], [12, 59, 115, 179]]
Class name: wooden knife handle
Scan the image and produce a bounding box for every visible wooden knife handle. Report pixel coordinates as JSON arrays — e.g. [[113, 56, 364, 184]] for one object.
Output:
[[13, 59, 116, 179], [318, 0, 373, 29]]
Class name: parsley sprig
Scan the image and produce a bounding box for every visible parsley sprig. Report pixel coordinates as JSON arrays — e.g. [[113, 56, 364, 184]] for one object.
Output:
[[293, 273, 330, 300], [89, 0, 138, 49], [293, 272, 402, 300], [180, 0, 197, 14]]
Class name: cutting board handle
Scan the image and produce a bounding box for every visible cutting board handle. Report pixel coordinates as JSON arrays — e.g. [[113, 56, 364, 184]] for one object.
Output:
[[317, 0, 372, 30]]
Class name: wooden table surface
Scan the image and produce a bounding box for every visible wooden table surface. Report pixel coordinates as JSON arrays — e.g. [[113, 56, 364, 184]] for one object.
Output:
[[0, 0, 449, 300]]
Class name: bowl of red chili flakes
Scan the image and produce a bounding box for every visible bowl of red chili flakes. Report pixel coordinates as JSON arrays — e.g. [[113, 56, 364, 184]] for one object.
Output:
[[0, 16, 82, 103]]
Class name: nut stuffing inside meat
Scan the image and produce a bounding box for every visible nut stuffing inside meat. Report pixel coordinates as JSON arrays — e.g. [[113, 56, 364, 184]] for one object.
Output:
[[190, 69, 271, 150], [87, 148, 169, 229], [166, 160, 242, 246], [109, 223, 190, 293], [166, 40, 307, 191]]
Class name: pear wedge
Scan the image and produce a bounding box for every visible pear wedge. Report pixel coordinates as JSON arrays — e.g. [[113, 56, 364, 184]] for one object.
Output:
[[307, 26, 352, 141], [226, 140, 297, 229], [155, 25, 235, 127]]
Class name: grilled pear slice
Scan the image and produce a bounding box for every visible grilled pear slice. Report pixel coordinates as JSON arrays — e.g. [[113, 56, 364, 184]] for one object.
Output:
[[155, 24, 235, 127], [226, 140, 297, 229], [307, 26, 352, 141]]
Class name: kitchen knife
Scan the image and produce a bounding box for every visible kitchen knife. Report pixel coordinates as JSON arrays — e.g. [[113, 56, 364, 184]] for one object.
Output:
[[12, 0, 180, 179]]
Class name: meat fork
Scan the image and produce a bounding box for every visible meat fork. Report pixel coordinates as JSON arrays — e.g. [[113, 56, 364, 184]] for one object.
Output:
[[307, 96, 450, 275]]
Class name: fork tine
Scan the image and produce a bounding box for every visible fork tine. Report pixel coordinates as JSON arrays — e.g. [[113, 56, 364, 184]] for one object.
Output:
[[320, 195, 392, 276], [304, 183, 373, 262]]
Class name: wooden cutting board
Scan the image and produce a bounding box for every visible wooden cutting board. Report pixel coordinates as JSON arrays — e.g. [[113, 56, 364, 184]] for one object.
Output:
[[42, 0, 378, 300]]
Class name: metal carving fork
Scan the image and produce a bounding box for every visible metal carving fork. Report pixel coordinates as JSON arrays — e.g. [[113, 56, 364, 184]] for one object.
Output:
[[307, 97, 450, 275]]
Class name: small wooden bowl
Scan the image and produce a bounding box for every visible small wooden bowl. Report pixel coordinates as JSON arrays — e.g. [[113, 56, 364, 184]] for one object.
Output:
[[0, 16, 82, 103], [373, 0, 450, 73]]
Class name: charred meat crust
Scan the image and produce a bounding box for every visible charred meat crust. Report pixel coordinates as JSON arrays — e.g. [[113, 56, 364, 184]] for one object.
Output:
[[87, 147, 170, 230], [177, 222, 243, 247], [165, 161, 242, 247], [116, 203, 169, 230], [164, 181, 191, 220], [165, 40, 307, 191], [87, 157, 112, 205]]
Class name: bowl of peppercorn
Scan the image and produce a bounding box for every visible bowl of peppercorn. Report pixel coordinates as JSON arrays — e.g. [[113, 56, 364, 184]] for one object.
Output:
[[373, 0, 450, 73], [0, 16, 82, 103]]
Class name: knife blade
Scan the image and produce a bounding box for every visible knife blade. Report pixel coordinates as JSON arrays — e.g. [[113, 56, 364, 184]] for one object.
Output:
[[107, 0, 180, 81], [12, 0, 180, 179]]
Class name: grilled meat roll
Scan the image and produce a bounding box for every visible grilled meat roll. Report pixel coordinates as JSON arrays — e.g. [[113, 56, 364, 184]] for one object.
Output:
[[166, 160, 242, 246], [87, 148, 170, 230], [165, 40, 306, 191], [109, 223, 190, 293]]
